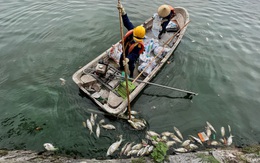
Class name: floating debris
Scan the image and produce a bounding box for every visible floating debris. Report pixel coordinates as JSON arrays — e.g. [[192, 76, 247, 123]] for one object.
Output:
[[43, 143, 58, 151], [59, 78, 66, 85]]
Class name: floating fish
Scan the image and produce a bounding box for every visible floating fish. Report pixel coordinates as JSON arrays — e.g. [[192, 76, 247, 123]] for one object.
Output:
[[205, 126, 211, 138], [90, 113, 95, 126], [147, 131, 160, 138], [96, 124, 100, 138], [101, 124, 116, 130], [82, 121, 86, 128], [99, 119, 105, 124], [43, 143, 58, 151], [221, 126, 225, 137], [106, 135, 123, 156], [181, 140, 191, 147], [128, 120, 141, 130], [227, 134, 234, 146], [86, 119, 93, 135], [189, 143, 198, 150], [220, 34, 223, 38], [170, 134, 182, 143], [137, 147, 145, 156], [174, 126, 183, 140], [147, 145, 154, 153], [120, 142, 129, 156], [132, 143, 143, 150], [206, 121, 217, 133], [130, 110, 139, 115], [59, 78, 66, 85], [189, 135, 203, 145], [123, 143, 133, 155], [211, 141, 219, 146], [206, 37, 209, 41], [228, 125, 231, 133], [166, 141, 176, 147], [161, 131, 173, 137], [174, 147, 188, 153]]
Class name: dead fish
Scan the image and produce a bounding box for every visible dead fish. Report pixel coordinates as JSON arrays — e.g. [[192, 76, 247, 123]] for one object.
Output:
[[219, 138, 225, 144], [147, 131, 160, 137], [99, 119, 105, 124], [101, 124, 116, 130], [211, 141, 219, 146], [90, 113, 95, 126], [174, 147, 188, 153], [132, 143, 143, 150], [206, 121, 217, 133], [221, 126, 225, 137], [147, 145, 154, 153], [43, 143, 58, 151], [228, 125, 231, 133], [130, 110, 139, 115], [170, 134, 182, 143], [96, 124, 100, 138], [106, 135, 123, 156], [94, 114, 97, 121], [162, 136, 168, 142], [120, 142, 130, 156], [205, 126, 211, 138], [166, 141, 176, 147], [86, 119, 93, 135], [140, 145, 150, 156], [189, 135, 203, 145], [59, 78, 66, 85], [174, 126, 183, 140], [82, 121, 86, 128], [227, 134, 234, 146], [128, 120, 141, 130], [189, 143, 198, 150], [137, 147, 145, 156], [123, 143, 133, 155], [161, 131, 173, 137], [181, 140, 191, 147]]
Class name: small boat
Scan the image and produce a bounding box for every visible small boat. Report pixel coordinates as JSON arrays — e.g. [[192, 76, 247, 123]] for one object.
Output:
[[72, 7, 189, 116]]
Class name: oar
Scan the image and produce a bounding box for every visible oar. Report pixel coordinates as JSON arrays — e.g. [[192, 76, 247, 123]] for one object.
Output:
[[133, 20, 191, 83], [114, 75, 198, 96], [118, 0, 132, 120]]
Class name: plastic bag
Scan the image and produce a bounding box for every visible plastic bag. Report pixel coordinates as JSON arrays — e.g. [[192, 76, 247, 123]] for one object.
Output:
[[152, 13, 162, 37], [107, 43, 122, 64]]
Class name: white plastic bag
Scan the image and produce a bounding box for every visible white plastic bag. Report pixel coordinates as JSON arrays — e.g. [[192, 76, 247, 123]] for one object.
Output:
[[107, 43, 122, 64], [152, 13, 162, 37]]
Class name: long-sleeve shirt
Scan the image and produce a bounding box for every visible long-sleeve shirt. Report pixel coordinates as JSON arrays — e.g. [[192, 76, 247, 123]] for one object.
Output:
[[120, 14, 143, 77]]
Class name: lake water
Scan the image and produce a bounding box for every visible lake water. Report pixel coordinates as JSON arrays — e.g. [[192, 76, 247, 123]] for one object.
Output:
[[0, 0, 259, 159]]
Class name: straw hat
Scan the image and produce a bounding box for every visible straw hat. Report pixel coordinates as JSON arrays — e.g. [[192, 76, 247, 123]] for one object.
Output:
[[157, 5, 171, 18]]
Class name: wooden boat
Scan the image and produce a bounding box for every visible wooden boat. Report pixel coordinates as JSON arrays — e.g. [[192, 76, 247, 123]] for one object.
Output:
[[72, 7, 189, 116]]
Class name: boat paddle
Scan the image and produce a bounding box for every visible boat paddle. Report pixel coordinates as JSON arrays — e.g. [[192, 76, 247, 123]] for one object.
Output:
[[113, 74, 198, 96], [117, 0, 132, 120]]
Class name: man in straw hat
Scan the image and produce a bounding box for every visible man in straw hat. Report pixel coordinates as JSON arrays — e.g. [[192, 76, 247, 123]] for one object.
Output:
[[157, 4, 176, 39], [117, 3, 146, 78]]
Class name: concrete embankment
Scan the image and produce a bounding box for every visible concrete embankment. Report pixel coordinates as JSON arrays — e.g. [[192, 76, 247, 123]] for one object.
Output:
[[0, 146, 260, 163]]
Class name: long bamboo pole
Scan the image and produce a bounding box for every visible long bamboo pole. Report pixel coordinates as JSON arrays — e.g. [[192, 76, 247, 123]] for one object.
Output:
[[118, 0, 131, 120], [133, 20, 191, 83]]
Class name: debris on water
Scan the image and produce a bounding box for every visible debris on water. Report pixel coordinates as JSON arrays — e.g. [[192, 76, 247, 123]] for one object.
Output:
[[207, 23, 210, 26], [59, 78, 66, 85], [35, 127, 42, 131], [166, 75, 170, 78], [151, 106, 156, 109], [206, 37, 209, 41], [220, 34, 223, 38], [167, 61, 171, 64], [192, 40, 196, 42]]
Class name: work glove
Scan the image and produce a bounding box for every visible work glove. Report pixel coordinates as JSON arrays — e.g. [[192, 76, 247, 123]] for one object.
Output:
[[122, 58, 129, 66], [117, 3, 126, 15]]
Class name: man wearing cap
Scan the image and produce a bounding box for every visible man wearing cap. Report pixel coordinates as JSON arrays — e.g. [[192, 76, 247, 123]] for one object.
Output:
[[157, 5, 176, 39], [117, 4, 146, 78]]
